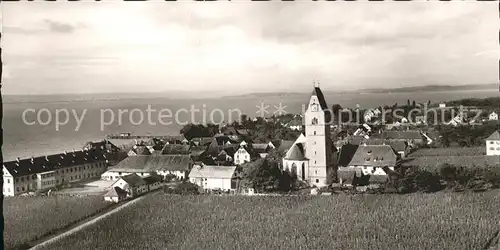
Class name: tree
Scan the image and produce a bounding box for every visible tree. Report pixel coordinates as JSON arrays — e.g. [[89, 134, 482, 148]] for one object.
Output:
[[240, 158, 288, 193]]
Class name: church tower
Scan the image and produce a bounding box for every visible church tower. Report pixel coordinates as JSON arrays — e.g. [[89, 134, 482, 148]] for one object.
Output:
[[304, 82, 334, 187]]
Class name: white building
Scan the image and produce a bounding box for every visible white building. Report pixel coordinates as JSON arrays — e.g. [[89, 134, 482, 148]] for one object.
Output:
[[188, 165, 237, 191], [104, 186, 128, 203], [101, 155, 192, 181], [282, 85, 336, 187], [111, 173, 149, 197], [234, 146, 251, 165], [489, 112, 498, 121], [486, 131, 500, 156], [3, 149, 108, 197]]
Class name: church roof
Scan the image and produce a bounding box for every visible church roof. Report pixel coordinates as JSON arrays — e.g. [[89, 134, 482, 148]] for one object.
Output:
[[487, 131, 500, 140], [310, 87, 332, 123], [284, 143, 307, 161]]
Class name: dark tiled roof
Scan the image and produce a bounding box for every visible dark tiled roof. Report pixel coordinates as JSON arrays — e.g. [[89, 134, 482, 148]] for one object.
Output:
[[348, 145, 398, 167], [284, 143, 307, 161], [3, 149, 107, 177], [104, 186, 128, 197], [487, 131, 500, 140], [161, 144, 190, 155], [143, 175, 163, 185], [110, 155, 192, 172], [252, 143, 270, 154], [121, 173, 147, 187], [277, 140, 295, 153], [190, 146, 207, 157], [83, 140, 119, 152], [311, 87, 331, 123], [337, 144, 359, 167]]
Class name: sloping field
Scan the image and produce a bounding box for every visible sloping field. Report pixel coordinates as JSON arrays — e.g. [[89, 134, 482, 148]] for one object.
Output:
[[41, 191, 500, 250], [4, 196, 112, 250]]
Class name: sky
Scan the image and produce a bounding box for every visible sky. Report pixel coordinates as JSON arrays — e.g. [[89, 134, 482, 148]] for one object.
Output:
[[1, 2, 498, 95]]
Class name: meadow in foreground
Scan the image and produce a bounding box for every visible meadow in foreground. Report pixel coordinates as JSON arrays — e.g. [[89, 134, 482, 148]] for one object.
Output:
[[42, 191, 500, 250], [4, 195, 112, 250]]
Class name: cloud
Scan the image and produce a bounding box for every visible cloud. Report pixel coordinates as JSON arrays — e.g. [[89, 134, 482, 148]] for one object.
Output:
[[43, 19, 77, 33]]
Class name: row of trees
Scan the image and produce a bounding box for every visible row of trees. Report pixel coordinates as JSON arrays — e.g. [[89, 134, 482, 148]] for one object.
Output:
[[435, 122, 498, 147], [393, 163, 500, 193]]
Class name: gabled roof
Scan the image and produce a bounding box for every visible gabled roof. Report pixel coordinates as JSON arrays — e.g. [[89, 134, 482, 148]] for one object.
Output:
[[3, 148, 107, 177], [110, 155, 192, 172], [121, 173, 147, 187], [104, 186, 128, 197], [143, 175, 163, 185], [277, 140, 295, 153], [348, 145, 398, 167], [284, 143, 307, 161], [130, 145, 152, 155], [252, 143, 270, 154], [83, 140, 119, 152], [161, 144, 190, 155], [487, 131, 500, 140], [188, 165, 236, 179], [337, 144, 359, 167]]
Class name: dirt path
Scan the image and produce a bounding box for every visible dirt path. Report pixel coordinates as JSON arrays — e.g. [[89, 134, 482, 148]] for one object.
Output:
[[28, 194, 149, 250]]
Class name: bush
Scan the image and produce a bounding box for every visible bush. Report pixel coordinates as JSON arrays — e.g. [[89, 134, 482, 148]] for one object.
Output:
[[163, 182, 200, 195]]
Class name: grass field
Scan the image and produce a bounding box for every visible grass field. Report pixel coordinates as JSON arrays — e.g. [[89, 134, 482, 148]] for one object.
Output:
[[4, 195, 113, 250], [41, 191, 500, 250]]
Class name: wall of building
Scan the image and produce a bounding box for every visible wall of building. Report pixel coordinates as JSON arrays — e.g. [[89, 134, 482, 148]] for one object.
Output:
[[486, 140, 500, 156], [190, 177, 232, 191], [3, 161, 107, 196], [157, 170, 186, 180], [347, 165, 394, 175], [234, 149, 250, 165]]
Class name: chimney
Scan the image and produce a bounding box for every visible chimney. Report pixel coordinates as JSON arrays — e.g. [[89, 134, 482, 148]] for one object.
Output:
[[362, 143, 367, 146], [45, 156, 49, 161], [64, 151, 68, 155], [30, 156, 34, 163], [16, 157, 20, 162]]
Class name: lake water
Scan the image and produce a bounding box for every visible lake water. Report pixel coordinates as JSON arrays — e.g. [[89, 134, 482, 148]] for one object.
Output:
[[3, 89, 498, 161]]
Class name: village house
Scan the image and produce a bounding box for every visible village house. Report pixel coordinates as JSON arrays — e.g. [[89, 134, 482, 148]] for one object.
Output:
[[489, 111, 499, 121], [111, 173, 148, 198], [104, 186, 128, 203], [252, 143, 272, 158], [486, 131, 500, 156], [143, 174, 164, 191], [348, 138, 409, 159], [101, 154, 193, 181], [3, 148, 108, 197], [337, 145, 398, 184], [188, 165, 237, 191], [234, 145, 252, 165]]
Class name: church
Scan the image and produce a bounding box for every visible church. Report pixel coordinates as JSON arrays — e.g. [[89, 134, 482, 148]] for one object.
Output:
[[282, 83, 337, 187]]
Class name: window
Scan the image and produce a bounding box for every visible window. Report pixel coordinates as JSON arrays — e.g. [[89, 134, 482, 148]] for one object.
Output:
[[491, 141, 494, 144], [118, 172, 122, 175], [315, 151, 317, 155], [7, 179, 10, 184], [7, 188, 10, 193], [311, 118, 318, 125], [22, 187, 25, 191], [20, 177, 24, 182], [490, 147, 495, 150], [315, 170, 318, 174], [313, 131, 316, 135], [15, 178, 19, 183], [16, 187, 20, 192], [316, 179, 319, 183]]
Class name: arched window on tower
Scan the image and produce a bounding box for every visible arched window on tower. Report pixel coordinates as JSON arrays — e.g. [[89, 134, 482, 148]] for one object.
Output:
[[311, 117, 318, 125]]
